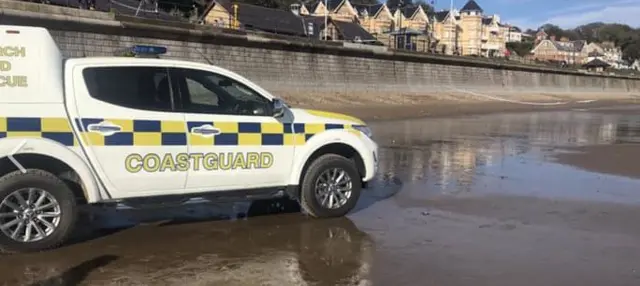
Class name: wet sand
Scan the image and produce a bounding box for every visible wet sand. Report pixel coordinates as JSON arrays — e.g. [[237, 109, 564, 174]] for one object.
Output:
[[555, 144, 640, 179], [2, 105, 640, 285], [306, 99, 640, 121]]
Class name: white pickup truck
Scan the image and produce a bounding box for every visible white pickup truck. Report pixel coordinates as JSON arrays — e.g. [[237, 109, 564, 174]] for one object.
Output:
[[0, 25, 378, 253]]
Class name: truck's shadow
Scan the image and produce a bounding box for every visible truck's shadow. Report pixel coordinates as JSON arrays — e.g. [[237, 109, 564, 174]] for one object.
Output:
[[67, 176, 402, 247], [27, 255, 118, 286]]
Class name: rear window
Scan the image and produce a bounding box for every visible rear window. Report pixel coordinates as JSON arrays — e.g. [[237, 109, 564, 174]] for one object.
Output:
[[82, 66, 174, 112]]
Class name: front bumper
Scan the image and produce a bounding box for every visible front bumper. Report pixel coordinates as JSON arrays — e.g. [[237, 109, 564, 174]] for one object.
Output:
[[361, 136, 379, 183]]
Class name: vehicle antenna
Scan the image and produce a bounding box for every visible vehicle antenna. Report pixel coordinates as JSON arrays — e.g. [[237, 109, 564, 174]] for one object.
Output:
[[193, 48, 214, 65]]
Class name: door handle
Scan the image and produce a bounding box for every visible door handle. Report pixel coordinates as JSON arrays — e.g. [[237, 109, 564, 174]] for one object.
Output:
[[191, 124, 221, 137], [87, 121, 122, 136]]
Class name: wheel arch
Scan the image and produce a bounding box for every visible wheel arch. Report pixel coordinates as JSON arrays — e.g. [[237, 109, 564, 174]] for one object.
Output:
[[0, 138, 104, 204], [289, 131, 368, 187]]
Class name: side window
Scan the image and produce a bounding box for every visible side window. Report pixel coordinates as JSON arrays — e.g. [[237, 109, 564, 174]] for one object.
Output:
[[171, 68, 272, 116], [82, 66, 174, 112]]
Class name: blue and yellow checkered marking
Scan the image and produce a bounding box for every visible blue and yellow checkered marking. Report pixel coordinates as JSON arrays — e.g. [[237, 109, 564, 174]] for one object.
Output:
[[0, 117, 361, 147], [75, 118, 188, 146], [0, 117, 78, 146], [184, 121, 358, 146]]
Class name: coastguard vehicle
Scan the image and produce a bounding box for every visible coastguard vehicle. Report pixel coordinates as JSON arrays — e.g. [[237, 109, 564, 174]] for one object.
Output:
[[0, 25, 378, 253]]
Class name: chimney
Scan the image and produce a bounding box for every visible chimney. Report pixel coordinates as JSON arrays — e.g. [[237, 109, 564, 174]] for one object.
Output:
[[290, 3, 300, 16]]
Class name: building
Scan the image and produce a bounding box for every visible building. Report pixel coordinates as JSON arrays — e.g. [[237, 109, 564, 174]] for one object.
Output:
[[199, 0, 507, 55], [530, 33, 625, 67], [388, 5, 431, 51], [308, 0, 358, 22], [307, 0, 431, 51], [480, 14, 508, 57], [582, 58, 611, 73], [432, 10, 460, 54], [302, 15, 379, 43], [201, 0, 309, 36], [598, 42, 624, 69], [199, 0, 379, 44], [48, 0, 186, 21], [353, 4, 395, 46], [535, 29, 548, 43], [504, 25, 522, 43], [529, 36, 587, 65], [429, 0, 508, 57], [458, 0, 484, 56]]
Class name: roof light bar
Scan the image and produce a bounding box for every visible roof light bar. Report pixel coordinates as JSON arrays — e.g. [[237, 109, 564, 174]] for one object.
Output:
[[130, 45, 167, 58]]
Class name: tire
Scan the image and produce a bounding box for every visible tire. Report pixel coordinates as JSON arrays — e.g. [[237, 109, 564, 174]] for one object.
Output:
[[0, 169, 78, 253], [300, 154, 362, 218]]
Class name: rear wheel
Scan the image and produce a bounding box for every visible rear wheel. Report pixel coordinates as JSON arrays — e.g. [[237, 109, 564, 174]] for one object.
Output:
[[300, 154, 361, 218], [0, 169, 78, 253]]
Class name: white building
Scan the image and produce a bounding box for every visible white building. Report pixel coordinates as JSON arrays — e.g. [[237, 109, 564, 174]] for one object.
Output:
[[503, 25, 522, 43], [585, 41, 625, 68]]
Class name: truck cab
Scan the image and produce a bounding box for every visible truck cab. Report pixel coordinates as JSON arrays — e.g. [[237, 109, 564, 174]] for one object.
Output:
[[0, 25, 378, 253]]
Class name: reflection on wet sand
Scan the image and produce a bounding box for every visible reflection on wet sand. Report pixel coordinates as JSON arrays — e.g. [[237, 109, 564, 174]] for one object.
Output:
[[1, 214, 373, 286], [371, 111, 640, 198]]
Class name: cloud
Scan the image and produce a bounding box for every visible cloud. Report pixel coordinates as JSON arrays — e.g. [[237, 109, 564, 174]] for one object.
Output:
[[543, 4, 640, 29], [504, 0, 640, 30]]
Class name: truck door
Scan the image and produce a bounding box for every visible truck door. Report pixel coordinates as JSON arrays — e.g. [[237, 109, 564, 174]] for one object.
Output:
[[168, 66, 295, 192], [67, 64, 188, 199]]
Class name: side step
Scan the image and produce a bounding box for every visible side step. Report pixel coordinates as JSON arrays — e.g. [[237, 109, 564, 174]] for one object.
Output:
[[96, 187, 294, 210]]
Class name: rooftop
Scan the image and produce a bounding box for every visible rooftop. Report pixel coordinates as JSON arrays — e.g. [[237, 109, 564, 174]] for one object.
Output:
[[460, 0, 483, 13]]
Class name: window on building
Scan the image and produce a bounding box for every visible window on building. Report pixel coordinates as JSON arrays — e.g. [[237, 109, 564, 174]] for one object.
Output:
[[82, 66, 174, 112]]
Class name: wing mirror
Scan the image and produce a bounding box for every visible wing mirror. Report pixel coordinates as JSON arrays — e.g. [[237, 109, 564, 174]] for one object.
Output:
[[272, 98, 285, 118]]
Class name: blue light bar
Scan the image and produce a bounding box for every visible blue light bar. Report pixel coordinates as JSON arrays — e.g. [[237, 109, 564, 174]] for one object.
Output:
[[130, 45, 167, 56]]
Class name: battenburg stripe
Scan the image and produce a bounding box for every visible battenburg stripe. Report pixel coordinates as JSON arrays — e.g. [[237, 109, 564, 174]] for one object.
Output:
[[0, 117, 361, 147]]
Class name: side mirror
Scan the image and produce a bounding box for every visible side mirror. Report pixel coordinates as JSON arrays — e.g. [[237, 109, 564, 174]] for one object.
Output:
[[272, 98, 285, 118]]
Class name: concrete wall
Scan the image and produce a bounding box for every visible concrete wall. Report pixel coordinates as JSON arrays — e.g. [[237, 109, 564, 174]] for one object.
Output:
[[2, 1, 639, 107]]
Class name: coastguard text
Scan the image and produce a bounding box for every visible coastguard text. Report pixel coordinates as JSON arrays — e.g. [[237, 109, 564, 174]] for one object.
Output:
[[125, 152, 274, 173]]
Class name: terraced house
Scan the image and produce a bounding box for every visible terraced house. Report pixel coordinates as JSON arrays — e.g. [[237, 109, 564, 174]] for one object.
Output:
[[431, 0, 509, 56], [302, 0, 430, 50], [199, 0, 379, 44], [198, 0, 510, 56], [387, 5, 431, 50]]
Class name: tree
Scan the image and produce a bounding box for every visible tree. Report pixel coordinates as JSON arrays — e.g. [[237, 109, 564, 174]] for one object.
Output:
[[157, 0, 203, 18], [386, 0, 408, 8], [574, 22, 606, 43], [539, 23, 565, 39], [623, 42, 640, 62], [507, 42, 534, 57], [414, 0, 434, 14]]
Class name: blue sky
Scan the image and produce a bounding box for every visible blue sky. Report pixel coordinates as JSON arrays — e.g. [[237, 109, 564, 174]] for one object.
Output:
[[428, 0, 640, 30]]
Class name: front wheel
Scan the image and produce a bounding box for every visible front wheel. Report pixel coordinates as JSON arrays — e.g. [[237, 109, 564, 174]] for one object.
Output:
[[300, 154, 362, 218], [0, 169, 78, 253]]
